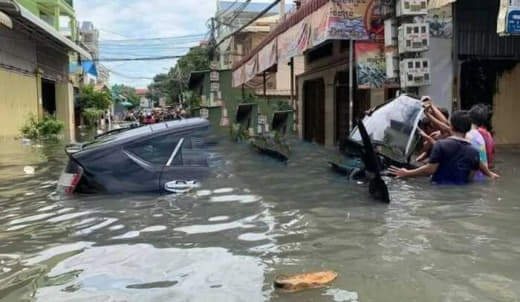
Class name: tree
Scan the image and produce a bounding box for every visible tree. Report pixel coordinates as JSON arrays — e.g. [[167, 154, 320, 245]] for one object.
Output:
[[77, 85, 112, 111], [76, 85, 113, 128], [112, 84, 140, 108], [147, 46, 211, 106]]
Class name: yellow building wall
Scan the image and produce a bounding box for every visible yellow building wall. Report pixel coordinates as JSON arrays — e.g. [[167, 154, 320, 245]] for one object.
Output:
[[55, 81, 75, 141], [0, 69, 39, 137], [492, 64, 520, 145]]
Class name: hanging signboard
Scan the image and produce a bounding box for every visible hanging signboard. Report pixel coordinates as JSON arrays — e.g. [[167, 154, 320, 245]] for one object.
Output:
[[232, 66, 245, 87], [278, 18, 311, 64], [498, 0, 520, 35], [355, 42, 386, 89], [328, 0, 384, 40], [507, 8, 520, 34], [258, 38, 278, 73], [210, 71, 219, 82], [210, 82, 220, 92], [200, 108, 209, 119]]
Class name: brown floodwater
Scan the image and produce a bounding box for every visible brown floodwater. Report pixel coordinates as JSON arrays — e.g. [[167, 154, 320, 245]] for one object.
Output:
[[0, 135, 519, 302]]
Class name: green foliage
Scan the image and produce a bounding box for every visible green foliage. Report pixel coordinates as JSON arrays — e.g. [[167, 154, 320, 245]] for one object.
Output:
[[20, 115, 64, 140], [77, 85, 112, 110], [148, 46, 211, 105], [82, 108, 104, 127], [189, 94, 202, 109], [276, 100, 293, 111], [111, 84, 140, 108]]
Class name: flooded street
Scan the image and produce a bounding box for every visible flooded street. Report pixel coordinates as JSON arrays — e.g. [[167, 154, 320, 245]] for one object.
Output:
[[1, 135, 520, 302]]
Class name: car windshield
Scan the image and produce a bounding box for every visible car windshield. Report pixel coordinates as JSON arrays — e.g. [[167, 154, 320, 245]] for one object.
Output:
[[350, 95, 423, 163]]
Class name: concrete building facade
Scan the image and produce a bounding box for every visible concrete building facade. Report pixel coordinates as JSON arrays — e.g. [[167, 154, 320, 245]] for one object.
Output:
[[0, 0, 90, 139]]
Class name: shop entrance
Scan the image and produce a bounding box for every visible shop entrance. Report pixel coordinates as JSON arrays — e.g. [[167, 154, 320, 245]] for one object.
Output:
[[41, 79, 56, 115], [303, 78, 325, 144]]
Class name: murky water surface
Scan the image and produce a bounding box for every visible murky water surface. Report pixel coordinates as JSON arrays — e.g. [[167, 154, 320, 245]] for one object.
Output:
[[1, 135, 520, 302]]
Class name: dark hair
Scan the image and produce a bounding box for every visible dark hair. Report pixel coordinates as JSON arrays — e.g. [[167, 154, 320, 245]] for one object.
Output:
[[468, 104, 489, 127], [419, 116, 432, 130], [450, 110, 472, 134], [439, 108, 450, 119]]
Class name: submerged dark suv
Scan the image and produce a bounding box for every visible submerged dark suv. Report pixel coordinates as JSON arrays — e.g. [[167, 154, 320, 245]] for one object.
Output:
[[59, 118, 211, 194]]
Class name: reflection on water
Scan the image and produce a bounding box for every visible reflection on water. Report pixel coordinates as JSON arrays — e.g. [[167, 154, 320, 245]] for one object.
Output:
[[1, 136, 520, 301]]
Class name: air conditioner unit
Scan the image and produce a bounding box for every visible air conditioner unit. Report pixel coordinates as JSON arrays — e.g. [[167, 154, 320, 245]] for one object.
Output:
[[399, 58, 431, 87], [385, 48, 399, 79], [398, 23, 430, 53], [396, 0, 428, 17], [384, 19, 397, 47]]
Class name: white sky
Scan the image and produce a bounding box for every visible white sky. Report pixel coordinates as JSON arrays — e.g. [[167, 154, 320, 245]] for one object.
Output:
[[74, 0, 275, 88]]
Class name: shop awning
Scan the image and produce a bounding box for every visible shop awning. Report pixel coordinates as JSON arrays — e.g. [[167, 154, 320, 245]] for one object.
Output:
[[0, 0, 92, 59], [429, 0, 457, 10], [232, 0, 385, 86], [0, 10, 12, 29]]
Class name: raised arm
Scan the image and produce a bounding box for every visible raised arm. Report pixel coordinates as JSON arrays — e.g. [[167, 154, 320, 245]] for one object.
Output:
[[425, 111, 452, 135]]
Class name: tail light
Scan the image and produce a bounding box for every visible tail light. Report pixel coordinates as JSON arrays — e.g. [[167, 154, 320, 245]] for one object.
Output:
[[58, 161, 84, 194]]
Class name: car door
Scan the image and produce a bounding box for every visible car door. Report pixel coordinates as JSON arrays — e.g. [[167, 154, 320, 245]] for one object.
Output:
[[121, 134, 182, 193], [159, 136, 210, 193]]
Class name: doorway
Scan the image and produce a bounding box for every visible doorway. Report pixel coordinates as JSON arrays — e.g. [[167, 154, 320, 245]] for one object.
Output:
[[335, 72, 349, 144], [42, 79, 56, 115], [334, 71, 372, 144], [303, 78, 325, 144]]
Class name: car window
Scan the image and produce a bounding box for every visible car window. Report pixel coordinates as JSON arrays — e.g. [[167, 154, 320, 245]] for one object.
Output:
[[125, 134, 181, 165], [350, 95, 423, 163]]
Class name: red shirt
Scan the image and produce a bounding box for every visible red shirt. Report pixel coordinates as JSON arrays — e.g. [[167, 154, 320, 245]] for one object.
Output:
[[478, 127, 495, 168]]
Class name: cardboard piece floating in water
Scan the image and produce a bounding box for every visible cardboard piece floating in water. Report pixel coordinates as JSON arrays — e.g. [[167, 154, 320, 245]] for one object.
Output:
[[274, 271, 338, 292]]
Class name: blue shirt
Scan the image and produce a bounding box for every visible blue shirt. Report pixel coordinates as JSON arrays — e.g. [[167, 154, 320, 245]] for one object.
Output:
[[429, 137, 480, 185]]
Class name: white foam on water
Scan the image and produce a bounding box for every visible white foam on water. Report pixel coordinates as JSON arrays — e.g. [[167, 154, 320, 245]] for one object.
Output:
[[57, 208, 74, 214], [196, 190, 212, 197], [209, 195, 261, 204], [141, 225, 167, 232], [213, 188, 234, 194], [323, 288, 359, 302], [37, 204, 59, 212], [75, 218, 118, 236], [6, 224, 30, 231], [237, 232, 268, 242], [47, 212, 92, 223], [208, 216, 229, 222], [109, 224, 125, 231], [112, 231, 140, 240], [23, 166, 35, 175], [175, 221, 253, 235], [8, 213, 55, 225]]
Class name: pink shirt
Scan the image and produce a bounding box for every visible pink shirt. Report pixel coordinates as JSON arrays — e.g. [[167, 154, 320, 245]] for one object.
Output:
[[478, 127, 495, 168]]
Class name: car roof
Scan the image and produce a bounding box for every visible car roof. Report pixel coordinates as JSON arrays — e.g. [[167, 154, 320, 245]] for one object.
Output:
[[79, 118, 210, 154]]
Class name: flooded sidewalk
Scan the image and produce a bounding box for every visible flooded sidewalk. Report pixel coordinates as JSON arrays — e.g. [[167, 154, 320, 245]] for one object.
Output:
[[1, 136, 520, 301]]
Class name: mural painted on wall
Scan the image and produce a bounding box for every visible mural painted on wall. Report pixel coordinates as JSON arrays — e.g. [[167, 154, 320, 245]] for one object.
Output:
[[355, 41, 386, 89]]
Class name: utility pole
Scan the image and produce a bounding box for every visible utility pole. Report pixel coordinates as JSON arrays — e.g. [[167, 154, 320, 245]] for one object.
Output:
[[209, 17, 217, 61]]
